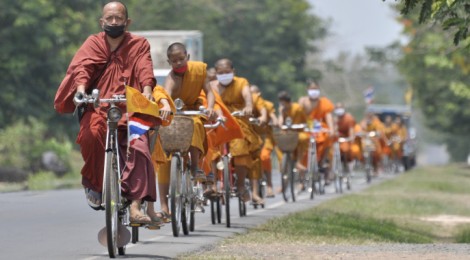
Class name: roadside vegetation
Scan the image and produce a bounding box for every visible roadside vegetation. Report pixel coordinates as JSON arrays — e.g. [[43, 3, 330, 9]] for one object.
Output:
[[181, 164, 470, 259]]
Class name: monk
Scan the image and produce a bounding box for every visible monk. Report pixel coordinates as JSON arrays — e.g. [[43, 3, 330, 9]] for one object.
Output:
[[298, 81, 335, 183], [210, 58, 263, 203], [390, 116, 408, 162], [277, 91, 309, 188], [359, 112, 385, 175], [251, 85, 277, 197], [334, 102, 356, 167], [54, 2, 171, 225], [207, 67, 217, 81], [159, 42, 216, 215], [382, 115, 394, 160]]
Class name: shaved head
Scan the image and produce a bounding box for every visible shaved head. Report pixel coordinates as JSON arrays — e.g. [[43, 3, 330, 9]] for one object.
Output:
[[103, 1, 128, 19], [167, 42, 187, 58], [335, 102, 344, 109], [215, 58, 233, 69]]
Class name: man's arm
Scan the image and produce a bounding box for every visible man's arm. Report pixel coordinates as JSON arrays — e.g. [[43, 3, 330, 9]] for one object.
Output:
[[203, 79, 216, 119], [163, 72, 179, 99], [326, 112, 334, 136], [241, 85, 253, 116]]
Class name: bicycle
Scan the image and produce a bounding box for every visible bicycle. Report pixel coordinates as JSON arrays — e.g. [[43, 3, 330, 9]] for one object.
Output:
[[356, 131, 379, 183], [331, 136, 353, 193], [159, 98, 222, 236], [274, 119, 305, 203], [74, 89, 161, 258]]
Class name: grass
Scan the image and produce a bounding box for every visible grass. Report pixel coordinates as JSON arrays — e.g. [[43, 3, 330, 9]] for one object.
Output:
[[180, 164, 470, 259]]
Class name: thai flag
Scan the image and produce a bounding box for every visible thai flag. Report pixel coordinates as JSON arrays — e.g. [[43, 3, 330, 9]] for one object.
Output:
[[128, 116, 152, 145], [363, 87, 374, 104]]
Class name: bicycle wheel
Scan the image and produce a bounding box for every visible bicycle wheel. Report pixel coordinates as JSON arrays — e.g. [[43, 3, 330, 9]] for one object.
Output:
[[365, 153, 372, 183], [223, 156, 231, 227], [308, 146, 318, 200], [238, 196, 246, 217], [216, 197, 222, 223], [170, 155, 183, 237], [210, 198, 216, 225], [290, 165, 297, 202], [181, 167, 191, 235], [333, 147, 343, 194], [281, 153, 293, 202], [105, 150, 119, 258], [189, 198, 196, 231]]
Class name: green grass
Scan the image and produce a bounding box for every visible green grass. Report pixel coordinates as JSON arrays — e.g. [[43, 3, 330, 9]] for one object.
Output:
[[180, 164, 470, 259]]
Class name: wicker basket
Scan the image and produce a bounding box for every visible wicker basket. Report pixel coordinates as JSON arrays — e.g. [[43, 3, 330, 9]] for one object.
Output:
[[273, 130, 299, 152], [159, 116, 194, 153]]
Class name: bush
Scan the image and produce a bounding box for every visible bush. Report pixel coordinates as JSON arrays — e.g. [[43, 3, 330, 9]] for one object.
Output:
[[27, 171, 57, 190], [0, 117, 73, 178]]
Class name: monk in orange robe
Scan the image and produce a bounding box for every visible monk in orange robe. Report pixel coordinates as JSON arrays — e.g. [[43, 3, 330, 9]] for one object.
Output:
[[390, 116, 408, 160], [359, 112, 385, 175], [334, 102, 356, 163], [251, 85, 277, 197], [298, 81, 335, 183], [210, 58, 263, 203], [54, 2, 169, 224], [158, 43, 216, 216], [277, 91, 309, 177], [200, 90, 244, 195]]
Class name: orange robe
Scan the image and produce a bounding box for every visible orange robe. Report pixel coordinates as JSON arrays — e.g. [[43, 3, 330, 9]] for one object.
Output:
[[54, 32, 157, 201], [218, 76, 262, 168], [200, 90, 244, 175], [158, 61, 208, 184], [390, 123, 407, 159], [151, 86, 176, 171], [248, 93, 268, 180], [261, 100, 276, 173], [336, 113, 356, 162], [281, 103, 309, 164], [361, 116, 385, 171], [308, 97, 334, 163]]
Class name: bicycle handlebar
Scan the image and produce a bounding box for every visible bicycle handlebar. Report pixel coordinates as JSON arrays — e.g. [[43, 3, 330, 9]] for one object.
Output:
[[231, 111, 261, 125], [74, 90, 126, 106], [204, 117, 227, 129]]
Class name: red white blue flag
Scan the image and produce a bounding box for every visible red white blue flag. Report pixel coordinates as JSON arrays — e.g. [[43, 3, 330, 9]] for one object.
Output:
[[128, 116, 153, 145], [363, 86, 375, 104]]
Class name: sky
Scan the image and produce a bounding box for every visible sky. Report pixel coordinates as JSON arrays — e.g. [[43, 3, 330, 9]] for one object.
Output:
[[310, 0, 404, 59]]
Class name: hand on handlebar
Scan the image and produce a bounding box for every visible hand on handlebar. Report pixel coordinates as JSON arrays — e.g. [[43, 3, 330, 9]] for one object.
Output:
[[159, 102, 172, 121], [242, 106, 253, 117], [73, 91, 86, 106], [206, 107, 217, 121]]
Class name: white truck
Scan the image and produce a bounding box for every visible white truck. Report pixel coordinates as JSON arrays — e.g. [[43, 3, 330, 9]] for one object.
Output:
[[132, 30, 204, 85]]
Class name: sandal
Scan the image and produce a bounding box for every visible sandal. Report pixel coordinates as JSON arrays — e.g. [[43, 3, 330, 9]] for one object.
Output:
[[129, 214, 153, 225], [238, 189, 250, 203], [156, 211, 171, 223], [84, 188, 103, 211]]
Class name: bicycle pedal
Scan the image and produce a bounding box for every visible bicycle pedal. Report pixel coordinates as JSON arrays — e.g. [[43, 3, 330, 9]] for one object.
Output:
[[130, 223, 143, 227], [146, 225, 161, 230]]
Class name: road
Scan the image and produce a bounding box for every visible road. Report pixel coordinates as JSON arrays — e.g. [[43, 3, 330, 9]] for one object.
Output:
[[0, 171, 391, 259]]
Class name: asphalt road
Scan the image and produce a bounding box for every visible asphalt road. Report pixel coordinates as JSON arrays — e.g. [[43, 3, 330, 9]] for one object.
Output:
[[0, 170, 389, 259]]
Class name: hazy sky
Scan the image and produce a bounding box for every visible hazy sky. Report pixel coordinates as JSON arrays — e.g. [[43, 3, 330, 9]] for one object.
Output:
[[310, 0, 404, 58]]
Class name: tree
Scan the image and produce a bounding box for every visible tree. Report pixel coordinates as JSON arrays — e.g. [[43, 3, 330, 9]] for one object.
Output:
[[399, 0, 470, 46], [397, 3, 470, 161]]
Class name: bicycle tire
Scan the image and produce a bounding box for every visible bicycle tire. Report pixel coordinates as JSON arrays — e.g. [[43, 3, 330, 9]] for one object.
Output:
[[365, 153, 372, 183], [189, 199, 195, 231], [170, 156, 182, 237], [210, 198, 216, 225], [216, 197, 222, 223], [223, 156, 231, 227], [181, 167, 191, 235], [290, 163, 297, 202], [309, 147, 318, 200], [105, 150, 119, 258], [281, 153, 292, 202]]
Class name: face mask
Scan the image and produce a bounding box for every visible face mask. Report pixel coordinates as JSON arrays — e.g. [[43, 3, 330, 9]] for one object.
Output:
[[104, 24, 126, 38], [173, 64, 188, 74], [217, 73, 234, 85], [308, 89, 320, 99], [334, 108, 345, 116]]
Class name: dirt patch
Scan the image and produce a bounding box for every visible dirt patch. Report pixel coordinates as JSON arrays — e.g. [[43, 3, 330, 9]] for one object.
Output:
[[420, 215, 470, 227]]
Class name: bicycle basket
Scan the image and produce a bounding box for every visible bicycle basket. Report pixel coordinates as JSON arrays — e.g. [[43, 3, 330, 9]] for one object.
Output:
[[273, 130, 299, 152], [159, 115, 194, 153]]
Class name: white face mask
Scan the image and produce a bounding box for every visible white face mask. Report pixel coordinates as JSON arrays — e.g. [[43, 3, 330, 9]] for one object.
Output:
[[216, 73, 234, 86], [334, 108, 345, 116], [308, 89, 320, 99]]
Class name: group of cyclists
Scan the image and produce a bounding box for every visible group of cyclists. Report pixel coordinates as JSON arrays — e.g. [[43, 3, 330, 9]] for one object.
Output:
[[54, 1, 410, 256]]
